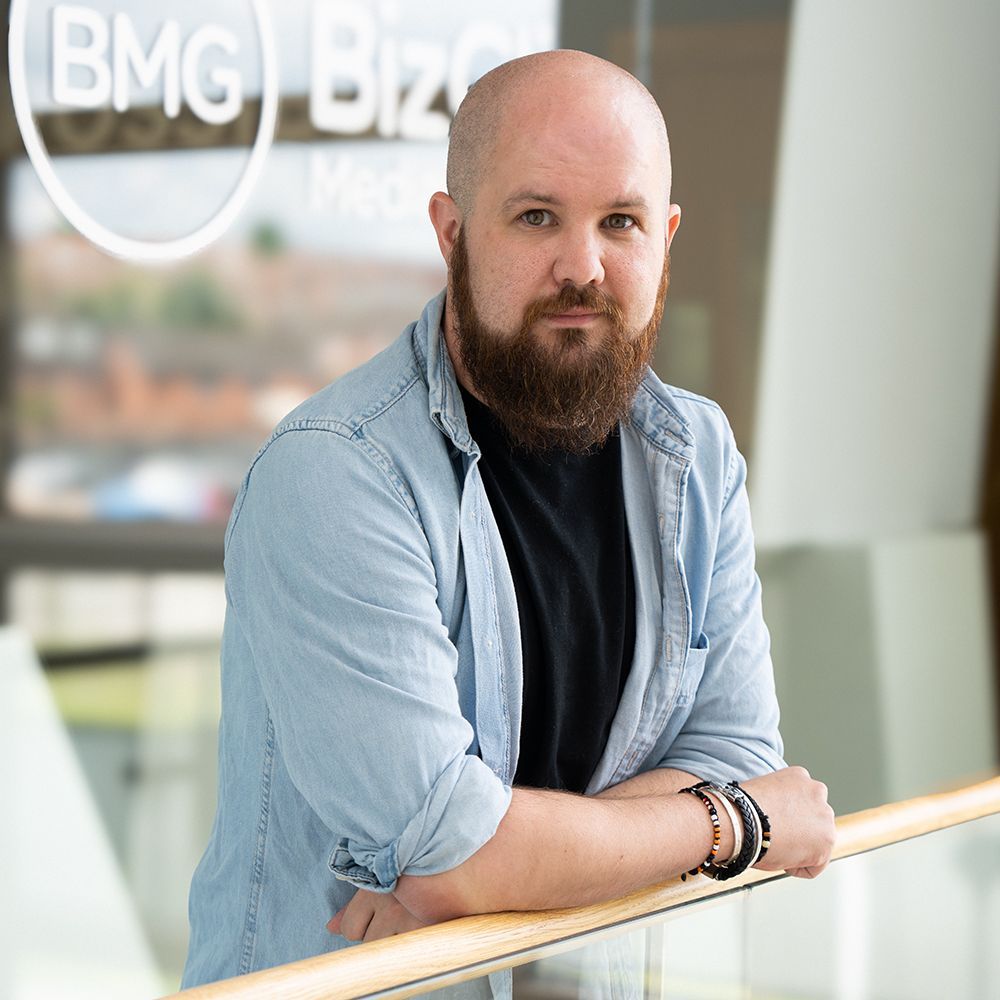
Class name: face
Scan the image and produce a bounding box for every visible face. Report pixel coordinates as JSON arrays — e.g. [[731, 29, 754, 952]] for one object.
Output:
[[432, 78, 681, 452], [461, 97, 672, 348], [451, 224, 669, 452]]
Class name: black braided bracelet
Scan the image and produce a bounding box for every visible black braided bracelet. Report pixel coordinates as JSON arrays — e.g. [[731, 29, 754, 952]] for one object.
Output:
[[718, 783, 761, 877], [692, 781, 758, 881], [728, 780, 771, 864]]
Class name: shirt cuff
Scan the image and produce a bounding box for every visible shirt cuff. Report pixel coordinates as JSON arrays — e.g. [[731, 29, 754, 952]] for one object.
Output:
[[658, 741, 787, 785], [328, 752, 512, 892]]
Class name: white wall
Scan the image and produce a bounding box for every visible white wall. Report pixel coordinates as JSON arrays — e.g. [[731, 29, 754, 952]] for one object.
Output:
[[752, 0, 1000, 546], [760, 532, 996, 813]]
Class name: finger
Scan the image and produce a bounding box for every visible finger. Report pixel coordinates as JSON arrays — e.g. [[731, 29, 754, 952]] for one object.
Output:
[[365, 902, 424, 943], [340, 895, 378, 941], [326, 906, 346, 934], [364, 903, 399, 943], [787, 862, 827, 879], [342, 908, 374, 941]]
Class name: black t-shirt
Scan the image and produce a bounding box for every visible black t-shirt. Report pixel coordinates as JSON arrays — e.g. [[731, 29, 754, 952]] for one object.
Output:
[[460, 386, 635, 793]]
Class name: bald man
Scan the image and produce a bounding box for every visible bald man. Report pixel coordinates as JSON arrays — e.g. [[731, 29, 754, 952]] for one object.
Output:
[[182, 50, 835, 990]]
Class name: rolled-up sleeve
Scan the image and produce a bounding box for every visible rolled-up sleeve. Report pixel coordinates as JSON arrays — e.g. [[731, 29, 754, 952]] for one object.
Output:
[[656, 428, 787, 783], [225, 425, 511, 893]]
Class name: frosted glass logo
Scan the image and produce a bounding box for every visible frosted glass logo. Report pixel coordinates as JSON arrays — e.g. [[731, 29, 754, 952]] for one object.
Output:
[[8, 1, 279, 261], [310, 0, 549, 140]]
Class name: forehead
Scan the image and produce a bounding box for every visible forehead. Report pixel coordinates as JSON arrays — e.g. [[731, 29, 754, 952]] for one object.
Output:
[[478, 87, 669, 213]]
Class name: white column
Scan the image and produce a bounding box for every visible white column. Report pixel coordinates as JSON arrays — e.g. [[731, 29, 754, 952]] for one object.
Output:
[[752, 0, 1000, 545]]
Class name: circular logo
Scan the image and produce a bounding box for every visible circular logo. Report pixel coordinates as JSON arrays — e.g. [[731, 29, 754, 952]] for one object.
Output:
[[8, 0, 279, 262]]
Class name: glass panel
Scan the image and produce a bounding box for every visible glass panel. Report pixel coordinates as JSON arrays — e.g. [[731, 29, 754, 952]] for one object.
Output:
[[745, 812, 1000, 1000], [6, 570, 225, 991], [7, 0, 558, 524], [655, 892, 748, 1000], [510, 892, 748, 1000], [9, 147, 446, 523], [513, 926, 651, 999]]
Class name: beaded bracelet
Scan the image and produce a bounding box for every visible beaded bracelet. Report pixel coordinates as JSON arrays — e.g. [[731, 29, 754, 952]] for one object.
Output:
[[679, 786, 722, 878], [729, 780, 771, 864]]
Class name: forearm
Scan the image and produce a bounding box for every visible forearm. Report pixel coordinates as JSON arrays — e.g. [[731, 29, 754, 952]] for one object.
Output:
[[394, 779, 732, 923], [596, 767, 702, 800]]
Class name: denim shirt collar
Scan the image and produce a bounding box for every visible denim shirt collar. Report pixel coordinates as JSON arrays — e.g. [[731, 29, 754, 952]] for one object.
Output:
[[630, 373, 697, 463], [412, 290, 478, 456], [411, 287, 696, 463]]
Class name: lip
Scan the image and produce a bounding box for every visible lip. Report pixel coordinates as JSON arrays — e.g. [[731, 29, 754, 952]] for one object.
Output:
[[544, 311, 602, 326]]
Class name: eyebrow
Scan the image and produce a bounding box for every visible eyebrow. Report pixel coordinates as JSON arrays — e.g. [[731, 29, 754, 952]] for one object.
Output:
[[501, 191, 560, 214], [501, 191, 650, 214]]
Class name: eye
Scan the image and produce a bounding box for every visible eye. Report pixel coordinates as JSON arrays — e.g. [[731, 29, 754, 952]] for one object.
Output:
[[605, 213, 636, 231], [520, 208, 554, 227]]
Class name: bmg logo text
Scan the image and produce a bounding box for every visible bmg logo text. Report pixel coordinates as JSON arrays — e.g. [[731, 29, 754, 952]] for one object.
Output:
[[8, 0, 277, 261], [51, 5, 243, 125]]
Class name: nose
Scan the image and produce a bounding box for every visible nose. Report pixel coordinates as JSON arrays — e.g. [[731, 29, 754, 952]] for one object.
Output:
[[552, 228, 605, 287]]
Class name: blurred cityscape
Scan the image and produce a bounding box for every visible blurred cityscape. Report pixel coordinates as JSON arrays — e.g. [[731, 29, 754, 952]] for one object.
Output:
[[11, 228, 445, 521]]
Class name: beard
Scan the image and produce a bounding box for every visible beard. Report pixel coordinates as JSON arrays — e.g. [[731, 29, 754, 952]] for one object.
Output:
[[449, 226, 669, 454]]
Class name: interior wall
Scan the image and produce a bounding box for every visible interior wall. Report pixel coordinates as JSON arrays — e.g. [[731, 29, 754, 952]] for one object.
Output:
[[752, 0, 1000, 546]]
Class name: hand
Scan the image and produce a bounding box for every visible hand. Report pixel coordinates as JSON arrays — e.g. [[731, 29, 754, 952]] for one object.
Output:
[[327, 888, 429, 943], [739, 766, 837, 879]]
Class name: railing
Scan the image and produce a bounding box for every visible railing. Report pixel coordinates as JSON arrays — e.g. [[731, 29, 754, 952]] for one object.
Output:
[[167, 775, 1000, 999]]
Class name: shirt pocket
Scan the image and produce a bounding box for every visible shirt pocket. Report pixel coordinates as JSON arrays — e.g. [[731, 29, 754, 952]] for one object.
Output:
[[674, 636, 709, 707], [638, 637, 711, 774]]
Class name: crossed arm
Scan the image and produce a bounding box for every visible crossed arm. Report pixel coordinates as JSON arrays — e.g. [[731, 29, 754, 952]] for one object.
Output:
[[328, 760, 835, 943]]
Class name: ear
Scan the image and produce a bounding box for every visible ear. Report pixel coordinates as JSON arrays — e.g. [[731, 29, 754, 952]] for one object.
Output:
[[666, 203, 682, 250], [428, 192, 463, 264]]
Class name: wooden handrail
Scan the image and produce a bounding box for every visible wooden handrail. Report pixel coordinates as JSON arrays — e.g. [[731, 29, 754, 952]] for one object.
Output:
[[167, 774, 1000, 1000]]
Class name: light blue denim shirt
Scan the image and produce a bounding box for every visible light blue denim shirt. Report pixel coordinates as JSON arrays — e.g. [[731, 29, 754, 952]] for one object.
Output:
[[182, 290, 785, 991]]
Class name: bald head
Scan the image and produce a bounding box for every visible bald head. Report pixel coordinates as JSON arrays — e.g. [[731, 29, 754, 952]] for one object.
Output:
[[447, 50, 671, 218]]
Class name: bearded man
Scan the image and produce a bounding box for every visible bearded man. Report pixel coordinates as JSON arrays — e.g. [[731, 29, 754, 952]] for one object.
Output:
[[182, 49, 835, 992]]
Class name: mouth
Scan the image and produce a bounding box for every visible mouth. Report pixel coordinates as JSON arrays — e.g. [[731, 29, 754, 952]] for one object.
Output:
[[543, 310, 603, 327]]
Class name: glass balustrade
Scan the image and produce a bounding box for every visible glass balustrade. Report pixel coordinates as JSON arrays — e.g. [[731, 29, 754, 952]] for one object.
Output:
[[379, 809, 1000, 1000]]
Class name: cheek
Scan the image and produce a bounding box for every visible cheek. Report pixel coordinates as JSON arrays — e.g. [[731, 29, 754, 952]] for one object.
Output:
[[472, 256, 543, 325], [611, 251, 664, 317]]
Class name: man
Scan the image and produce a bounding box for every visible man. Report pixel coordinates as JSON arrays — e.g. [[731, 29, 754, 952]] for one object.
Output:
[[183, 49, 835, 990]]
